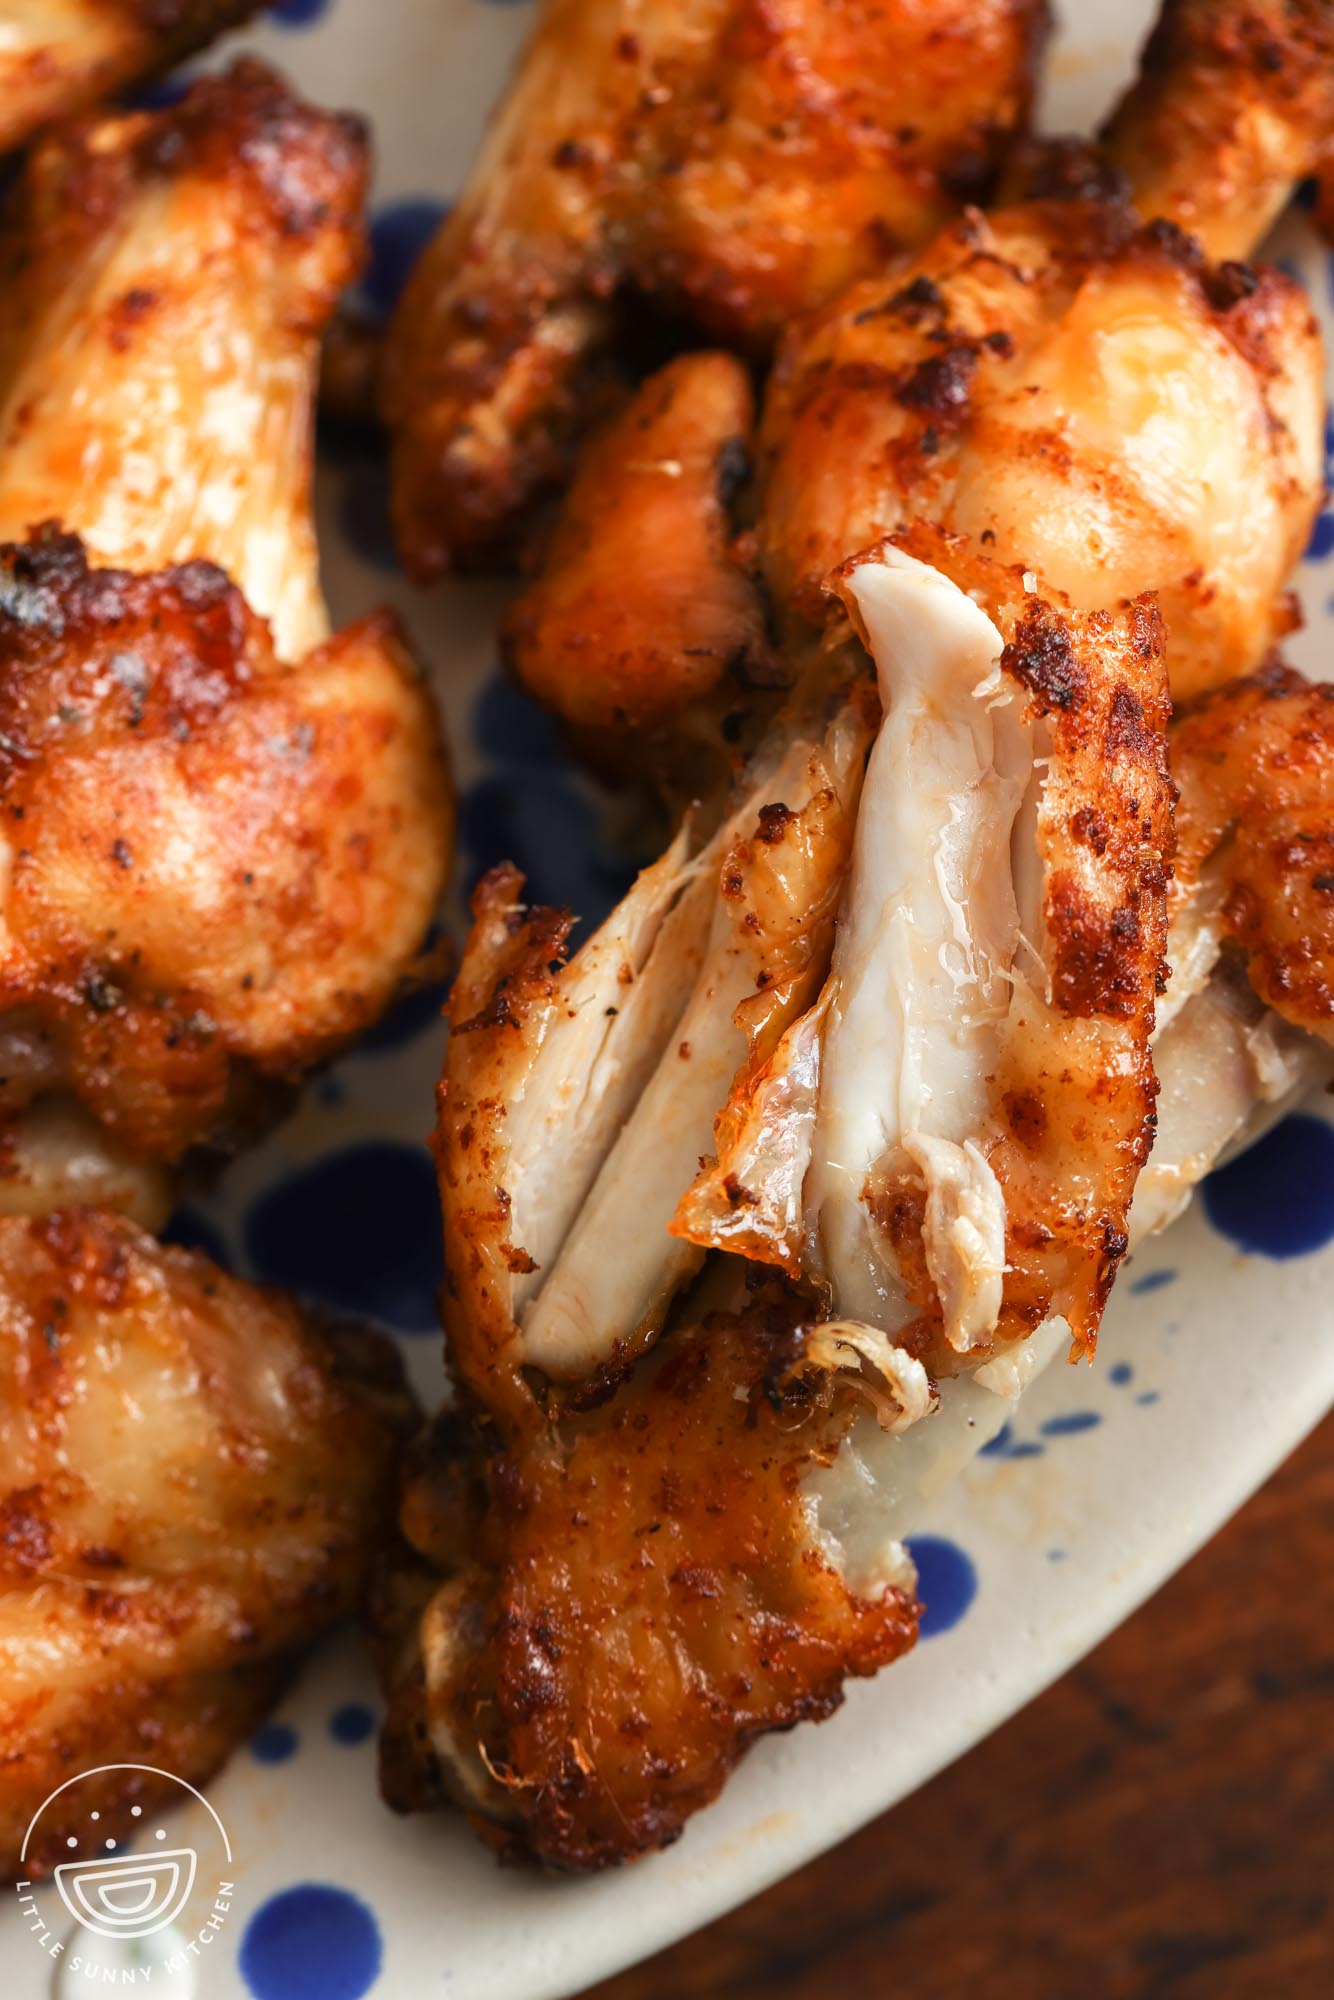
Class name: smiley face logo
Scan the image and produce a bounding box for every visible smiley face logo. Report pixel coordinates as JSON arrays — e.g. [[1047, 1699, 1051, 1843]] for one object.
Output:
[[16, 1765, 234, 1964]]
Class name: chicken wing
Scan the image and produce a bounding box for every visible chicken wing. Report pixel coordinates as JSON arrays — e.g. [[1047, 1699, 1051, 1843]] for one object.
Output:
[[0, 1206, 412, 1879], [0, 1, 259, 156], [514, 183, 1323, 742], [376, 522, 1186, 1862], [383, 0, 1050, 575], [1103, 0, 1334, 261], [0, 66, 453, 1219]]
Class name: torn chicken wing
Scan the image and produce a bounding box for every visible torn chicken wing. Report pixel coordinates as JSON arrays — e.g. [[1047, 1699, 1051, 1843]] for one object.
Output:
[[380, 526, 1184, 1864], [0, 66, 452, 1215], [0, 1, 259, 156], [384, 0, 1050, 574], [0, 1206, 412, 1878]]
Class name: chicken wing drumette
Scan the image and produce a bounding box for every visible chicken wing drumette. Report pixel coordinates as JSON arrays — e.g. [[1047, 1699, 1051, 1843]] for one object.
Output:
[[0, 65, 453, 1225], [510, 183, 1323, 740], [0, 1, 260, 156], [0, 1206, 413, 1878], [1103, 0, 1334, 261], [383, 0, 1050, 575]]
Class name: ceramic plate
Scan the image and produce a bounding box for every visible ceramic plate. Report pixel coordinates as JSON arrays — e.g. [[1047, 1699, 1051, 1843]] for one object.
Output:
[[5, 1, 1334, 1995]]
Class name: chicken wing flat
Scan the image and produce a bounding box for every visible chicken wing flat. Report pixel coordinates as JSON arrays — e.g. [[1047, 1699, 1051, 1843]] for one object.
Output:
[[383, 0, 1050, 575], [1103, 0, 1334, 260], [0, 1, 259, 156], [0, 66, 452, 1220], [377, 1284, 918, 1869], [0, 1206, 412, 1878], [0, 529, 447, 1169], [375, 522, 1189, 1862]]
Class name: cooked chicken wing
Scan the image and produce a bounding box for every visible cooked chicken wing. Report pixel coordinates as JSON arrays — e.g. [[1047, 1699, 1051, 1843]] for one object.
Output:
[[378, 520, 1188, 1862], [0, 1, 259, 156], [515, 184, 1323, 738], [0, 1206, 412, 1879], [1103, 0, 1334, 261], [0, 67, 453, 1217], [383, 0, 1050, 575], [376, 1280, 918, 1869]]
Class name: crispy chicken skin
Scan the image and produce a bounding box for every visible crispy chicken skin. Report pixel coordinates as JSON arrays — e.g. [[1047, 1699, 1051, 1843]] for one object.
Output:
[[503, 352, 770, 734], [0, 529, 448, 1167], [0, 67, 453, 1209], [1171, 661, 1334, 1038], [377, 1292, 918, 1871], [383, 0, 1050, 575], [1103, 0, 1334, 261], [0, 1, 260, 156], [511, 193, 1322, 737], [0, 58, 368, 665], [757, 199, 1321, 699], [0, 1206, 412, 1879], [382, 536, 1175, 1862]]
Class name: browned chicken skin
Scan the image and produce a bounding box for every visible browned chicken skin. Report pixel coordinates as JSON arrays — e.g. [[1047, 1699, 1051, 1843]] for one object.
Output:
[[1104, 0, 1334, 260], [1172, 661, 1334, 1037], [384, 0, 1050, 575], [0, 1207, 412, 1878], [504, 352, 769, 734], [0, 530, 447, 1168], [378, 1290, 918, 1871], [0, 1, 260, 156], [512, 190, 1323, 736], [380, 0, 1334, 1877], [0, 66, 453, 1220]]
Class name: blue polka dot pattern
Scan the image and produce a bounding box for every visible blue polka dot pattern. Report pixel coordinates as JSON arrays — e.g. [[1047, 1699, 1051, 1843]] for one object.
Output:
[[240, 1884, 381, 2000], [362, 199, 451, 322], [269, 0, 334, 26], [905, 1536, 978, 1638], [1203, 1113, 1334, 1259], [243, 1141, 443, 1333], [1108, 1361, 1134, 1387], [329, 1702, 376, 1747], [251, 1723, 299, 1765], [1307, 409, 1334, 562], [1128, 1266, 1177, 1295], [1039, 1411, 1101, 1438]]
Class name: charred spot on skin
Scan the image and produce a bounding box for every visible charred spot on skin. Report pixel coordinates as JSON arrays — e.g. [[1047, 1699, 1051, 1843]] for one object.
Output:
[[755, 801, 795, 844], [898, 345, 977, 424], [83, 972, 124, 1015], [105, 285, 160, 353], [1202, 260, 1260, 312], [1003, 605, 1087, 713], [1004, 1090, 1047, 1147], [0, 1485, 53, 1569]]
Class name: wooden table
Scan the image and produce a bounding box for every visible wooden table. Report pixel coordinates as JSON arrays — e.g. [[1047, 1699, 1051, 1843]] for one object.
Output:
[[581, 1413, 1334, 2000]]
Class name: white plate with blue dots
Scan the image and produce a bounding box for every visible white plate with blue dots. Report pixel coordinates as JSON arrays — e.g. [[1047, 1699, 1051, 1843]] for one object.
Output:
[[7, 1, 1334, 1996]]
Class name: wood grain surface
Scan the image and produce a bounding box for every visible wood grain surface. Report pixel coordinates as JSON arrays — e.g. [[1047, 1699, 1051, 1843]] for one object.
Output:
[[580, 1412, 1334, 2000]]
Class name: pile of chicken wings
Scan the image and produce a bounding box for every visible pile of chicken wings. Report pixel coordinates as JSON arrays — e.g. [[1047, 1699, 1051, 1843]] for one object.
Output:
[[2, 0, 1334, 1885]]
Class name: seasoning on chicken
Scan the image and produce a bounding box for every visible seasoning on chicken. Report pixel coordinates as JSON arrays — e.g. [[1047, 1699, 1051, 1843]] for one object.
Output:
[[0, 1207, 413, 1880], [383, 0, 1050, 575], [0, 1, 260, 156], [1103, 0, 1334, 262], [0, 65, 453, 1219], [376, 520, 1187, 1864], [510, 193, 1322, 742]]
